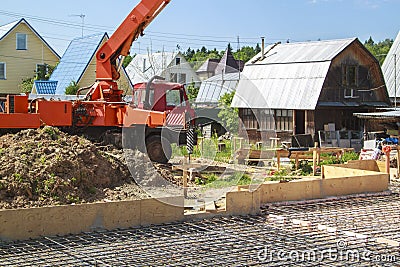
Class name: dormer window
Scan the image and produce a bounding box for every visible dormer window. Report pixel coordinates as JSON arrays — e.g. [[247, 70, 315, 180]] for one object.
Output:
[[16, 33, 27, 50]]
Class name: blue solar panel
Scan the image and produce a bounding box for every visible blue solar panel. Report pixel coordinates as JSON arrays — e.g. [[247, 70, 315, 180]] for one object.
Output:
[[33, 80, 58, 94], [50, 33, 107, 95]]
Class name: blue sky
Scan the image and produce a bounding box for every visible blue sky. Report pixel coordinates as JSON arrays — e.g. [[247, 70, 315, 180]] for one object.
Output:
[[0, 0, 399, 55]]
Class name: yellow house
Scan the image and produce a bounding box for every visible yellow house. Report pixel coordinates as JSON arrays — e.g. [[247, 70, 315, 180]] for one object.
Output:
[[0, 18, 60, 95], [48, 33, 133, 95]]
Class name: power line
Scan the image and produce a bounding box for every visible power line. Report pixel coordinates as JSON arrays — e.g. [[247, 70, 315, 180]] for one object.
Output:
[[0, 9, 275, 45]]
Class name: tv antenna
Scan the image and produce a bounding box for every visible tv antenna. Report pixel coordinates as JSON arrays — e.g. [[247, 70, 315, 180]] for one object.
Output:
[[69, 14, 86, 37]]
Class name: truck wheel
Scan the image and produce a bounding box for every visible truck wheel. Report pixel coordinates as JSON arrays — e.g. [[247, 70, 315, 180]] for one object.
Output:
[[146, 135, 172, 163]]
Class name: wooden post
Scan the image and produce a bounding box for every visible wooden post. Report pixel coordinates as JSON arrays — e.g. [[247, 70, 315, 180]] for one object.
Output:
[[312, 142, 319, 176], [385, 150, 391, 176], [183, 169, 188, 198], [397, 146, 400, 179], [295, 154, 299, 170], [277, 149, 281, 170]]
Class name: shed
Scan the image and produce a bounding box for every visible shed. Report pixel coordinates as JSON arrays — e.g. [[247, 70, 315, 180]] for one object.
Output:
[[232, 38, 390, 145]]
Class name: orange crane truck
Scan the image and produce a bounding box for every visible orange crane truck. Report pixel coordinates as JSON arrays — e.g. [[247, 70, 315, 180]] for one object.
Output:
[[0, 0, 196, 163]]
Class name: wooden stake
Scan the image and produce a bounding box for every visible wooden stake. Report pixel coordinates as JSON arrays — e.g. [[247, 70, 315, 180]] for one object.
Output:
[[397, 146, 400, 179], [183, 169, 188, 198]]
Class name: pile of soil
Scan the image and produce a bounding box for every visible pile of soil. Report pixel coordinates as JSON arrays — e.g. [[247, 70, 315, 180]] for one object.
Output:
[[0, 127, 151, 209]]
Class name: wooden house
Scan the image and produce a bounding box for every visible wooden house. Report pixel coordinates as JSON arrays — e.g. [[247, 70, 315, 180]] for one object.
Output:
[[0, 18, 60, 95], [232, 38, 390, 146]]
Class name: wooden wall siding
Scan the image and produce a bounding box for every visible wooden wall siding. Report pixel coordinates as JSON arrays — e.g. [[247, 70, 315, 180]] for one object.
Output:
[[238, 108, 295, 143], [0, 23, 59, 94], [315, 107, 367, 132], [319, 41, 389, 105], [305, 110, 315, 136]]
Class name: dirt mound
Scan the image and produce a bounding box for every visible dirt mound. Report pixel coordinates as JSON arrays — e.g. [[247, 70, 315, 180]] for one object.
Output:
[[0, 127, 149, 209]]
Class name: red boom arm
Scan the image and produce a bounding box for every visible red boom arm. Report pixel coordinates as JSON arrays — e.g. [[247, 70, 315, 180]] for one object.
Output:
[[86, 0, 170, 102]]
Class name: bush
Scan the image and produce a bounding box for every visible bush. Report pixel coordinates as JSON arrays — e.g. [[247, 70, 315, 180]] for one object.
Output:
[[65, 81, 80, 95]]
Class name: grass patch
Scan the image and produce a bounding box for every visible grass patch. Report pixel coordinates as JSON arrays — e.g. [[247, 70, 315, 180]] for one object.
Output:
[[172, 137, 234, 163], [203, 172, 251, 188]]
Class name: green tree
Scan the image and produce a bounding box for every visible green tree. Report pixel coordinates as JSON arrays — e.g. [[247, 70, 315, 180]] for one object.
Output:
[[186, 81, 200, 102], [218, 91, 238, 133], [18, 63, 57, 93], [233, 46, 259, 63], [364, 37, 394, 65], [123, 55, 134, 68], [19, 77, 34, 93], [65, 81, 80, 95]]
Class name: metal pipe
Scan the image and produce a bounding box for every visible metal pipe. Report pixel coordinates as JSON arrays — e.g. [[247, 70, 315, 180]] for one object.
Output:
[[261, 37, 265, 60]]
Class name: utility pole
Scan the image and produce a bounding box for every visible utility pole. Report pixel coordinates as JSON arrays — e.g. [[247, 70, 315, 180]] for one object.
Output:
[[69, 14, 86, 37]]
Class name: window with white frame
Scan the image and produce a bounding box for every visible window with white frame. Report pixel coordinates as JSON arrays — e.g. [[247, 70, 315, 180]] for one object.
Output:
[[16, 33, 27, 50], [0, 63, 5, 79]]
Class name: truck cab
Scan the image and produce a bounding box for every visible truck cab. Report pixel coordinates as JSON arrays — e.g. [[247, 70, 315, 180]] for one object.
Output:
[[132, 82, 196, 126]]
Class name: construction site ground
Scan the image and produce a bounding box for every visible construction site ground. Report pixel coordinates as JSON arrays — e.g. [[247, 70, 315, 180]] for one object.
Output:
[[0, 180, 399, 266]]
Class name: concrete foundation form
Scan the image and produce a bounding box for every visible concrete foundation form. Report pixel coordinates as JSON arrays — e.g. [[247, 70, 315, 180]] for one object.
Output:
[[0, 160, 390, 241]]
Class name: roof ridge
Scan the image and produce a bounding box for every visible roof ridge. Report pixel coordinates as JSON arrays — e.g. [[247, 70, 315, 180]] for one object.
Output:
[[279, 37, 357, 46]]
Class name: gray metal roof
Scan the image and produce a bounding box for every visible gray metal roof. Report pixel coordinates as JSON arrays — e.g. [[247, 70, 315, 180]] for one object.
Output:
[[232, 38, 357, 110], [195, 73, 240, 104], [382, 31, 400, 99]]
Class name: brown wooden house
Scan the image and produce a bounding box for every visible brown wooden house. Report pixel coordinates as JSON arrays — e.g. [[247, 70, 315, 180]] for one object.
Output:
[[232, 38, 390, 146]]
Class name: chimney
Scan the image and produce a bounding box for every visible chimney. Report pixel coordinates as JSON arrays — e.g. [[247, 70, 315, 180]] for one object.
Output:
[[261, 37, 265, 60]]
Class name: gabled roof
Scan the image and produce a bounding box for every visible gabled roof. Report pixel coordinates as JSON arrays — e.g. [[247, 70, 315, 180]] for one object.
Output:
[[0, 18, 60, 58], [382, 31, 400, 99], [232, 38, 358, 110], [0, 20, 20, 40], [215, 48, 239, 75], [32, 80, 58, 94], [196, 58, 220, 73], [125, 51, 180, 85], [51, 33, 107, 94], [251, 38, 356, 65]]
